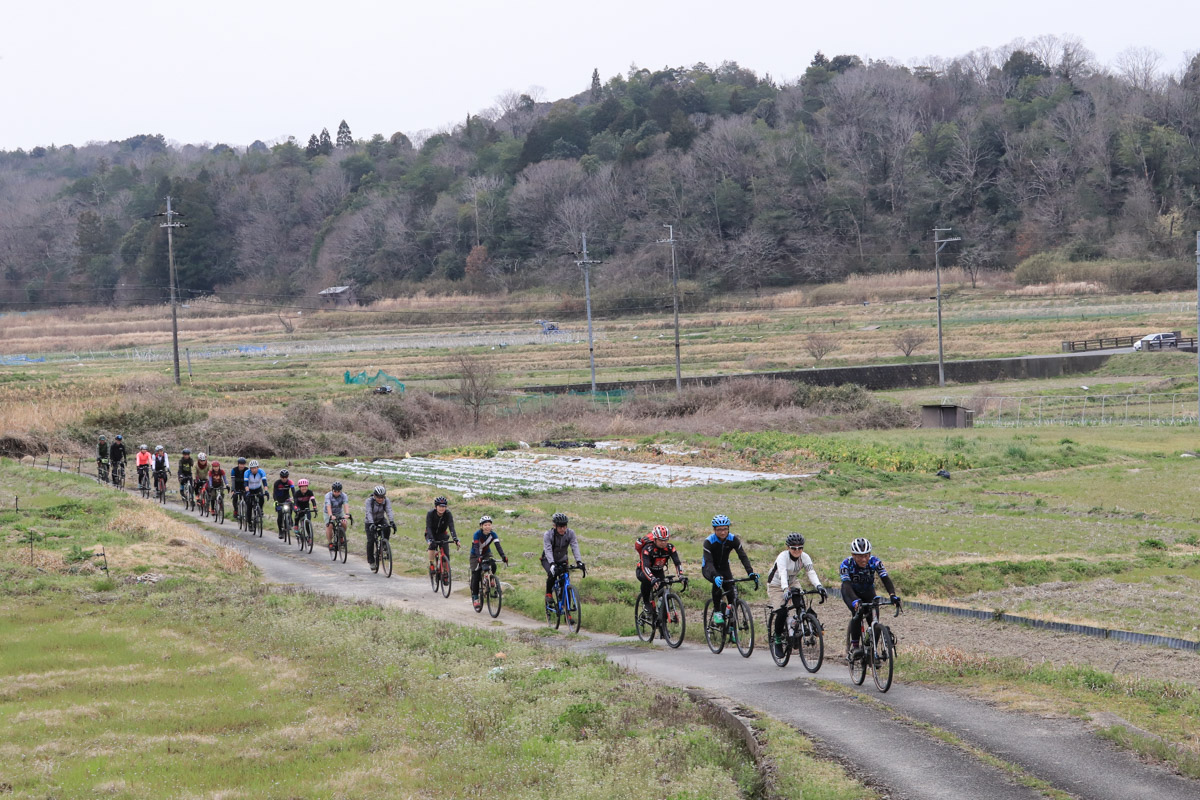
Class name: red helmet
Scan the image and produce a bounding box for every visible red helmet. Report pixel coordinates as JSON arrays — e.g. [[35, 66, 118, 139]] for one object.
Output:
[[651, 525, 670, 543], [210, 460, 220, 469]]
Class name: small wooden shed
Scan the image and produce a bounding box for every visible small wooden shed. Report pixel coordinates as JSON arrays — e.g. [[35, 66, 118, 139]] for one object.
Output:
[[318, 285, 357, 307], [921, 403, 973, 428]]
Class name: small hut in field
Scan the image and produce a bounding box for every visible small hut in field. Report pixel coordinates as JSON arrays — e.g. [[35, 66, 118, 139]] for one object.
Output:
[[318, 286, 357, 307]]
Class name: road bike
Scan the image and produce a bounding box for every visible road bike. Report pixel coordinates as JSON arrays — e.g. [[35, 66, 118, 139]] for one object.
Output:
[[154, 470, 169, 504], [211, 486, 226, 525], [111, 461, 125, 489], [329, 514, 350, 563], [179, 477, 194, 512], [634, 574, 688, 648], [846, 596, 901, 692], [246, 493, 264, 537], [767, 589, 826, 672], [96, 459, 109, 485], [429, 538, 457, 597], [368, 522, 394, 577], [138, 467, 150, 498], [295, 508, 315, 554], [198, 484, 211, 518], [475, 557, 503, 617], [702, 576, 757, 657], [276, 501, 295, 544], [545, 562, 585, 632], [234, 490, 245, 531]]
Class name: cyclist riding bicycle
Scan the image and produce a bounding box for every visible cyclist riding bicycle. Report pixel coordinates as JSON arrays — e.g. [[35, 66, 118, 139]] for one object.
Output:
[[541, 512, 585, 605], [108, 435, 126, 484], [470, 515, 509, 610], [207, 460, 227, 497], [97, 434, 109, 465], [272, 469, 297, 538], [364, 486, 395, 570], [840, 537, 901, 661], [324, 481, 349, 551], [135, 444, 152, 487], [292, 478, 317, 536], [177, 448, 194, 495], [636, 525, 685, 617], [244, 460, 268, 518], [425, 496, 459, 576], [230, 457, 248, 519], [768, 533, 828, 657], [194, 453, 211, 506], [151, 445, 171, 487], [701, 514, 758, 626]]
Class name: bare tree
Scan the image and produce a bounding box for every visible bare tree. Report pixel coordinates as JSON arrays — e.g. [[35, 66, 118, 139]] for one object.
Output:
[[456, 352, 502, 426], [892, 328, 930, 357], [804, 333, 840, 363]]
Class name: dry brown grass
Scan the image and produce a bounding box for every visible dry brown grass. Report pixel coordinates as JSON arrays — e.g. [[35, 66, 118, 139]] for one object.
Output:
[[1005, 282, 1106, 296]]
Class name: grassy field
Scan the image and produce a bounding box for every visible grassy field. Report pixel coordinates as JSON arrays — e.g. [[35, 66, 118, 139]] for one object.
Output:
[[0, 463, 873, 799]]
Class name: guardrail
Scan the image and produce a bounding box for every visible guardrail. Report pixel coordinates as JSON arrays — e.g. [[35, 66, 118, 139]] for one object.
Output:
[[1062, 335, 1196, 352], [942, 392, 1200, 426]]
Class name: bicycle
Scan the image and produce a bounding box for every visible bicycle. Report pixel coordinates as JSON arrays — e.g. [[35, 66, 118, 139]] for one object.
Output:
[[545, 562, 585, 632], [702, 576, 757, 658], [112, 461, 125, 489], [138, 467, 150, 499], [276, 501, 294, 545], [474, 557, 504, 617], [368, 522, 394, 577], [634, 574, 688, 648], [211, 486, 226, 525], [846, 597, 901, 692], [234, 490, 245, 531], [246, 493, 264, 537], [329, 514, 351, 563], [429, 538, 457, 598], [197, 484, 210, 518], [179, 477, 194, 512], [154, 470, 170, 504], [295, 508, 315, 554], [96, 459, 109, 485], [767, 589, 826, 671]]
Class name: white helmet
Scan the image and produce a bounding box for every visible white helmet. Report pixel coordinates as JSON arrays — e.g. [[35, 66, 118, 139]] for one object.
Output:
[[850, 537, 872, 555], [249, 460, 259, 468], [479, 515, 493, 525], [198, 452, 207, 460]]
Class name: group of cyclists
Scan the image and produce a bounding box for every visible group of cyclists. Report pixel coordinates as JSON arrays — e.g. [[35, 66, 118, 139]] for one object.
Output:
[[100, 434, 902, 659]]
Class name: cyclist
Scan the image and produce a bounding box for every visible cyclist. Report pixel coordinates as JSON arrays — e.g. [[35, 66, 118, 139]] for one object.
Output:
[[96, 435, 109, 478], [194, 452, 211, 509], [230, 457, 248, 520], [324, 480, 349, 551], [135, 444, 152, 488], [151, 446, 171, 493], [425, 496, 459, 576], [108, 435, 126, 485], [470, 515, 509, 610], [244, 459, 268, 521], [293, 478, 317, 537], [363, 485, 395, 570], [272, 469, 297, 538], [840, 537, 901, 661], [767, 533, 828, 657], [177, 448, 194, 496], [636, 525, 684, 619], [207, 460, 227, 508], [701, 514, 758, 627], [541, 512, 584, 606]]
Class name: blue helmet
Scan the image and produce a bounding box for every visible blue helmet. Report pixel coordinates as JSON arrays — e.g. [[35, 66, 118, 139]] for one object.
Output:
[[711, 514, 731, 528]]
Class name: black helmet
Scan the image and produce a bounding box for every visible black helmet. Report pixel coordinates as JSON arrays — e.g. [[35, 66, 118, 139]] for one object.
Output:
[[280, 468, 289, 478], [237, 456, 247, 464], [182, 448, 191, 454], [786, 533, 805, 548], [552, 512, 568, 526], [434, 496, 448, 507], [331, 481, 343, 491]]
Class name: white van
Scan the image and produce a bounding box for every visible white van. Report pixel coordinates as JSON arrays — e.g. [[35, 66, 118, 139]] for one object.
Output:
[[1133, 332, 1179, 351]]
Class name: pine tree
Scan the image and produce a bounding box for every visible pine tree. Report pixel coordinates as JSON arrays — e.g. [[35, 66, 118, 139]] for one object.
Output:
[[590, 68, 602, 103], [305, 134, 321, 159], [336, 120, 353, 148], [319, 128, 333, 156]]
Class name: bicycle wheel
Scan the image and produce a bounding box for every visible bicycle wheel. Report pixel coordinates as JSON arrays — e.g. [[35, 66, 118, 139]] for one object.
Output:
[[215, 492, 225, 525], [661, 591, 685, 649], [551, 585, 563, 629], [847, 623, 867, 685], [330, 526, 340, 561], [254, 504, 264, 537], [338, 532, 347, 563], [703, 599, 726, 654], [767, 609, 791, 667], [303, 518, 314, 554], [634, 594, 655, 642], [486, 573, 502, 618], [733, 600, 755, 658], [564, 585, 581, 633], [380, 540, 392, 577], [140, 474, 149, 498], [282, 512, 292, 545], [871, 624, 895, 692], [430, 557, 439, 591], [440, 561, 452, 598], [798, 611, 824, 673]]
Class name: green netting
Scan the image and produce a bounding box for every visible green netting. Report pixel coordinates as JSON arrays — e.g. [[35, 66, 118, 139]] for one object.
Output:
[[344, 369, 405, 392]]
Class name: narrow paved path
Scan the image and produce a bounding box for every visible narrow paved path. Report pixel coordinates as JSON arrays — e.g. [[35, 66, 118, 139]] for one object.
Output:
[[116, 482, 1200, 799]]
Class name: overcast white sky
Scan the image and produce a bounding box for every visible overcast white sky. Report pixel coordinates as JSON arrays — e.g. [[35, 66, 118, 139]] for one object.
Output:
[[2, 0, 1196, 151]]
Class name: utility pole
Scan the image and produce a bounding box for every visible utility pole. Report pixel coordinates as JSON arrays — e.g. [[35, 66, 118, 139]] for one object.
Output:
[[156, 198, 185, 386], [575, 233, 602, 393], [658, 224, 682, 394], [933, 227, 961, 388], [1195, 231, 1199, 425]]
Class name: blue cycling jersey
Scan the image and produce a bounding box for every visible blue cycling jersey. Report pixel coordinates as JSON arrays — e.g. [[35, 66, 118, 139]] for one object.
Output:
[[244, 468, 267, 491], [839, 555, 888, 592]]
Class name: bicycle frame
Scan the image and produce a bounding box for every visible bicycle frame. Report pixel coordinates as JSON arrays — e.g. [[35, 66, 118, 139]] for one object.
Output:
[[551, 564, 585, 612]]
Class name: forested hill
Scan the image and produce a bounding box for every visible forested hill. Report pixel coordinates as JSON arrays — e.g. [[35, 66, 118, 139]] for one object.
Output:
[[2, 39, 1199, 310]]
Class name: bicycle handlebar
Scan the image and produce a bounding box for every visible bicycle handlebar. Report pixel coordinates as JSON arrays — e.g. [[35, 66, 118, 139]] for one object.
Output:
[[860, 596, 902, 617]]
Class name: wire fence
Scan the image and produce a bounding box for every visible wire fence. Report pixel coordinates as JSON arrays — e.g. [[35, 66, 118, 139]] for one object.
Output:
[[945, 393, 1200, 427]]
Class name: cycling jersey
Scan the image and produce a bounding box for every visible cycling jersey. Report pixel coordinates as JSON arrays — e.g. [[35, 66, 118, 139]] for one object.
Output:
[[839, 555, 896, 609], [194, 460, 210, 483], [207, 469, 227, 490], [231, 468, 246, 492], [244, 469, 267, 491], [272, 478, 295, 504], [639, 541, 681, 576], [109, 442, 126, 464], [97, 441, 109, 460], [324, 490, 348, 517], [136, 451, 152, 467], [293, 489, 317, 511], [177, 456, 194, 477], [542, 527, 582, 566], [700, 532, 753, 581], [364, 496, 394, 526], [769, 549, 823, 592], [470, 528, 507, 561], [425, 508, 457, 542], [152, 453, 170, 473]]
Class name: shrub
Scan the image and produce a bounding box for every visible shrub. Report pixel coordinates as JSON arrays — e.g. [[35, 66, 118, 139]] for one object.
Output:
[[1013, 252, 1059, 285]]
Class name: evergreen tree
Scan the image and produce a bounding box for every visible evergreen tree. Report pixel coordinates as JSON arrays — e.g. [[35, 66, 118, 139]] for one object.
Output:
[[305, 134, 321, 159], [319, 128, 334, 156], [590, 68, 602, 103], [336, 120, 353, 148]]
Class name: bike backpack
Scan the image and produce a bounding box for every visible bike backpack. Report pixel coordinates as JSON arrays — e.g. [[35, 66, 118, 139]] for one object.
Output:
[[633, 535, 653, 558]]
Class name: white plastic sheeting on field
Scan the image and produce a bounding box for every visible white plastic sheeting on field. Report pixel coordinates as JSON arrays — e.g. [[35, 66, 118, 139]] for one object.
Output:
[[321, 453, 811, 497]]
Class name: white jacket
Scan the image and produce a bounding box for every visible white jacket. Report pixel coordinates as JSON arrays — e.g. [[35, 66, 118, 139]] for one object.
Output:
[[769, 549, 823, 592]]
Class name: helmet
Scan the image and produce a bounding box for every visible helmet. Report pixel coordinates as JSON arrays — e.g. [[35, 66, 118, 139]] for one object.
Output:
[[279, 469, 289, 478], [297, 478, 309, 488], [651, 525, 670, 543], [182, 448, 191, 454], [850, 537, 872, 555], [373, 485, 387, 497], [331, 481, 343, 491], [479, 515, 493, 525], [198, 452, 207, 460], [237, 456, 246, 464], [114, 434, 123, 440], [155, 445, 164, 452], [139, 444, 148, 450], [711, 514, 730, 528], [434, 496, 448, 507], [786, 533, 805, 548], [99, 435, 107, 441], [552, 512, 568, 526], [249, 460, 259, 468], [210, 460, 220, 469]]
